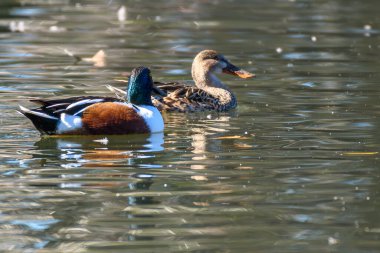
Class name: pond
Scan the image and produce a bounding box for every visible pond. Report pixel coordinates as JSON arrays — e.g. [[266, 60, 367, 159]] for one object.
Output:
[[0, 0, 379, 252]]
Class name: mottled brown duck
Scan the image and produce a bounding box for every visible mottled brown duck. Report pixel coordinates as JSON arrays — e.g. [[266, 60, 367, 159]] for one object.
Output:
[[108, 50, 255, 112]]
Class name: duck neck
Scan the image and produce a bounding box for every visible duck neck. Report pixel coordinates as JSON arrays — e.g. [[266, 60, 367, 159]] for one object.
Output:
[[192, 66, 227, 89], [192, 69, 237, 109], [127, 82, 153, 106]]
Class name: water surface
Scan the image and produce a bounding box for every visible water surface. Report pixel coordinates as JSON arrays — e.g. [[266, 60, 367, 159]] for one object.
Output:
[[0, 0, 379, 252]]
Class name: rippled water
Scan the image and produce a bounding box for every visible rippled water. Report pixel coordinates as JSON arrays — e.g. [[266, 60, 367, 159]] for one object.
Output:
[[0, 0, 379, 252]]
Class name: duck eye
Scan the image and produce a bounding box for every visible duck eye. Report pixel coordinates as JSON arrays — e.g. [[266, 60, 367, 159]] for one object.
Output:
[[209, 55, 219, 61]]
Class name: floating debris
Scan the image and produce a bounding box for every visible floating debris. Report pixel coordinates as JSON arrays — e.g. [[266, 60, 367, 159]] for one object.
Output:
[[49, 25, 66, 32], [9, 21, 25, 32], [82, 50, 106, 67], [363, 24, 372, 37], [276, 47, 283, 53], [63, 48, 81, 62], [328, 236, 339, 245], [311, 36, 317, 42], [191, 175, 208, 181], [64, 49, 107, 67], [93, 137, 109, 145], [117, 6, 127, 22]]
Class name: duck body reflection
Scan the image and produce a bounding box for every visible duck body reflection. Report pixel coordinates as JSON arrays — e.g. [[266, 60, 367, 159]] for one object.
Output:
[[34, 133, 165, 169]]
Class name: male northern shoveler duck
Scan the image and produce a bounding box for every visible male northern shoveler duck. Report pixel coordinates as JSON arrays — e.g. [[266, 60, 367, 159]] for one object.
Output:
[[108, 50, 255, 112], [18, 67, 164, 135]]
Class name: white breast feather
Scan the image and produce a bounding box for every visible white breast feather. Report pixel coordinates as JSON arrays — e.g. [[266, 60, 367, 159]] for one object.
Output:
[[135, 105, 164, 133]]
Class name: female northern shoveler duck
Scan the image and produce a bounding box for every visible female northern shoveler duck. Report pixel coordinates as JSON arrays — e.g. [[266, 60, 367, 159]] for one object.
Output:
[[108, 50, 255, 112], [18, 67, 164, 135]]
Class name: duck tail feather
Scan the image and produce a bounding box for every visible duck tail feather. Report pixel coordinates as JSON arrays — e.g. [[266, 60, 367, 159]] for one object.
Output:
[[18, 106, 59, 135]]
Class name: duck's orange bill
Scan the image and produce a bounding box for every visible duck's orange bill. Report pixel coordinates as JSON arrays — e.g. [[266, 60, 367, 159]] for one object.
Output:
[[232, 69, 255, 79], [223, 63, 255, 79]]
